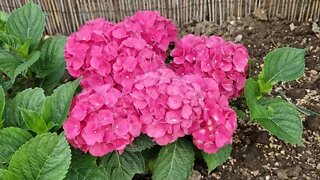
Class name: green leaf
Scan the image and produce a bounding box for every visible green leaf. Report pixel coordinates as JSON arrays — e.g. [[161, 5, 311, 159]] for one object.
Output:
[[38, 63, 65, 95], [0, 50, 23, 79], [6, 2, 45, 50], [16, 39, 30, 58], [256, 98, 303, 145], [0, 11, 9, 33], [0, 127, 32, 164], [0, 50, 40, 83], [65, 154, 106, 180], [0, 164, 7, 169], [152, 138, 195, 180], [0, 86, 4, 120], [42, 79, 80, 127], [0, 169, 19, 180], [262, 48, 306, 85], [0, 11, 9, 23], [19, 108, 48, 134], [202, 145, 232, 173], [232, 107, 246, 121], [3, 88, 45, 128], [32, 36, 67, 78], [100, 151, 145, 180], [244, 79, 273, 120], [0, 32, 22, 49], [8, 133, 71, 180], [126, 135, 156, 152]]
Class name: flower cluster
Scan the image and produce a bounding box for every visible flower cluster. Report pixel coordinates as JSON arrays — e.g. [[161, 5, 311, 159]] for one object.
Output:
[[131, 69, 237, 153], [63, 11, 248, 157], [169, 34, 249, 98], [63, 86, 141, 156], [64, 11, 177, 93]]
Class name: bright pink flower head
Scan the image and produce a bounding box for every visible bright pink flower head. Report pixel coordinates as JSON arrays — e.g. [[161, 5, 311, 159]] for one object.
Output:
[[64, 19, 114, 79], [169, 34, 249, 99], [65, 11, 177, 93], [191, 95, 237, 154], [130, 68, 237, 150], [63, 87, 142, 156], [130, 68, 202, 145]]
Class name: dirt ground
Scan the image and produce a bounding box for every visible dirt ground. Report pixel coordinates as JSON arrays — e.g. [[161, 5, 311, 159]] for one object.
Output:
[[182, 15, 320, 180]]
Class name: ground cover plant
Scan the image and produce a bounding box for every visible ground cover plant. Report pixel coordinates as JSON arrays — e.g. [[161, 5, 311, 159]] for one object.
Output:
[[0, 3, 307, 180]]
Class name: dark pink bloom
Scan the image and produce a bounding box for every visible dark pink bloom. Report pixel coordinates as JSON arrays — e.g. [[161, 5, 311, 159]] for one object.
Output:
[[169, 34, 249, 99], [63, 89, 141, 156]]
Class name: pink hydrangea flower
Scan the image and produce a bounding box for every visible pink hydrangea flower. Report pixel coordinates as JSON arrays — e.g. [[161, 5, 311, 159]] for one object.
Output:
[[63, 87, 142, 156], [65, 11, 177, 93], [169, 34, 249, 99], [130, 69, 237, 150]]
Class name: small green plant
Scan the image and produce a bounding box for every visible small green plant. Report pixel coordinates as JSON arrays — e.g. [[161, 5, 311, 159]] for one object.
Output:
[[245, 48, 306, 145]]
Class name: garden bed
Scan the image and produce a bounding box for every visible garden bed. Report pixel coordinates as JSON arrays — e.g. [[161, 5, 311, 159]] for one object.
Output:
[[183, 17, 320, 180]]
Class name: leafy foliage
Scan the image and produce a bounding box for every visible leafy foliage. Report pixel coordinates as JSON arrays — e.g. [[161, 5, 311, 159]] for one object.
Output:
[[42, 79, 80, 128], [202, 145, 232, 172], [0, 169, 19, 180], [255, 98, 303, 145], [0, 86, 4, 127], [65, 154, 106, 180], [8, 133, 71, 180], [0, 127, 32, 164], [31, 36, 67, 78], [245, 48, 305, 145], [3, 88, 45, 128], [153, 138, 195, 180], [6, 3, 45, 50], [100, 151, 145, 180], [126, 135, 156, 152]]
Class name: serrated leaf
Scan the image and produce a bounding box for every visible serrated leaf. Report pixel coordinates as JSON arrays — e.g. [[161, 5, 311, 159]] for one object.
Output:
[[153, 138, 195, 180], [256, 98, 303, 145], [0, 50, 23, 79], [0, 127, 32, 164], [42, 79, 80, 128], [19, 108, 48, 134], [202, 144, 232, 173], [3, 88, 45, 128], [0, 50, 40, 83], [8, 133, 71, 180], [13, 51, 40, 78], [262, 48, 306, 85], [0, 169, 19, 180], [126, 135, 156, 152], [32, 36, 67, 78], [245, 79, 273, 120], [6, 2, 45, 50], [38, 63, 65, 95], [0, 86, 4, 120], [65, 154, 106, 180], [100, 151, 145, 180], [0, 32, 21, 49]]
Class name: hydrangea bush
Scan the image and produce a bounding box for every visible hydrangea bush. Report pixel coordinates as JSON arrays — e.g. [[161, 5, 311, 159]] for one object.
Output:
[[63, 12, 244, 156], [0, 3, 306, 180]]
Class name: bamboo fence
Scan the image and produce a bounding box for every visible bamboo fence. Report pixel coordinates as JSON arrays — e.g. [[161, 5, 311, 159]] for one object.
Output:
[[0, 0, 319, 35]]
